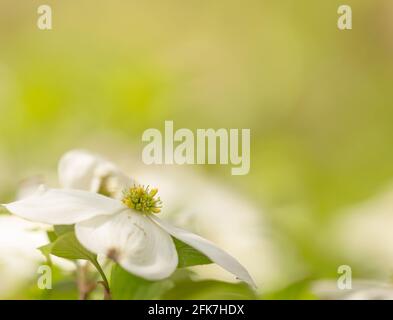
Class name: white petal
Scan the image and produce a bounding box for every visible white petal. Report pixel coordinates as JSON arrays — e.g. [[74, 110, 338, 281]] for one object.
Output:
[[3, 186, 125, 225], [0, 215, 47, 297], [149, 215, 256, 288], [58, 150, 100, 190], [16, 176, 45, 200], [58, 149, 133, 196], [75, 211, 178, 280]]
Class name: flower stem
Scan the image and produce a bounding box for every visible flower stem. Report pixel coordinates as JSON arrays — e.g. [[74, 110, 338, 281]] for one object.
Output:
[[92, 259, 111, 300], [76, 263, 96, 300]]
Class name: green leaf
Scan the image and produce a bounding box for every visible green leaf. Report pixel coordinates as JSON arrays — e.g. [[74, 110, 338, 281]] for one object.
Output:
[[110, 264, 174, 300], [163, 279, 257, 300], [173, 238, 212, 268], [54, 225, 75, 236], [38, 242, 55, 264], [38, 231, 110, 291], [50, 231, 96, 261], [46, 230, 58, 243], [38, 231, 96, 267]]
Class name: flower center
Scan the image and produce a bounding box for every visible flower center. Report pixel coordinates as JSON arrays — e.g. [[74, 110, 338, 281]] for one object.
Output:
[[121, 185, 162, 214]]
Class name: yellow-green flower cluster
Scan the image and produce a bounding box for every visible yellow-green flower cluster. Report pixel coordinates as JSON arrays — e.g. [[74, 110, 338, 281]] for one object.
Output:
[[122, 185, 162, 214]]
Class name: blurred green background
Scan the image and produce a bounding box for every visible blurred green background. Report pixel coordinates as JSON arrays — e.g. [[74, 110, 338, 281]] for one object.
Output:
[[1, 0, 393, 299]]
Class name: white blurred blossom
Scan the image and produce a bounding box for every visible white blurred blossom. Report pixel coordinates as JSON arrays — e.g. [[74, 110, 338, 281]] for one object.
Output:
[[331, 184, 393, 275], [312, 280, 393, 300], [0, 215, 47, 297]]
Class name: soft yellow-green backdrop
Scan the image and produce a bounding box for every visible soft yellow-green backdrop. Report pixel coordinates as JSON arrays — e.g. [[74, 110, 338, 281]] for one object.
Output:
[[1, 0, 393, 299]]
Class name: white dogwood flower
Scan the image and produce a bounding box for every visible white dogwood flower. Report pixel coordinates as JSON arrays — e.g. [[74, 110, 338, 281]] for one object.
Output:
[[3, 150, 256, 287], [58, 149, 132, 199]]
